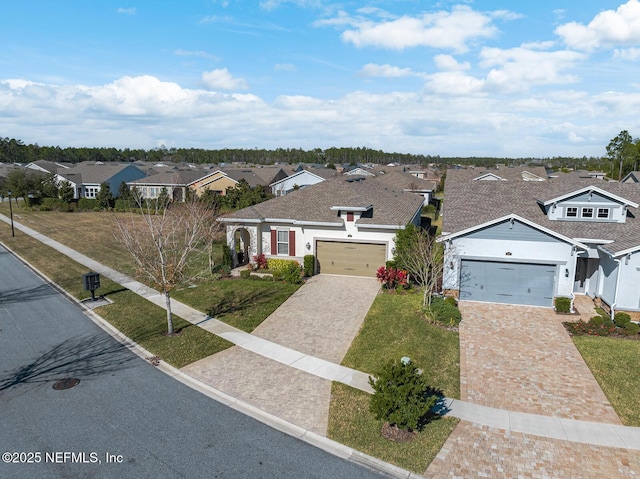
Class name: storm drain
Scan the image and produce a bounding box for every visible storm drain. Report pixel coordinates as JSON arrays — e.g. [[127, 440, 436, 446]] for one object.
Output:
[[52, 378, 80, 390]]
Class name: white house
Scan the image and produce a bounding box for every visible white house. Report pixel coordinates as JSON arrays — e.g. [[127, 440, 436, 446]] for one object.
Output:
[[439, 167, 640, 314], [269, 169, 327, 196], [219, 176, 424, 277]]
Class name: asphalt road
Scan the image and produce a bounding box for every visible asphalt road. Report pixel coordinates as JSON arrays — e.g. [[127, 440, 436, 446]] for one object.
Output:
[[0, 245, 388, 479]]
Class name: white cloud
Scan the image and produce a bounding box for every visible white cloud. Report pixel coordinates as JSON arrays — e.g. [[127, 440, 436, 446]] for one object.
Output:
[[117, 7, 136, 15], [174, 49, 219, 60], [614, 47, 640, 60], [202, 68, 249, 90], [480, 47, 585, 92], [555, 0, 640, 51], [274, 63, 297, 72], [359, 63, 416, 78], [2, 74, 640, 158], [433, 54, 470, 71], [322, 6, 498, 53]]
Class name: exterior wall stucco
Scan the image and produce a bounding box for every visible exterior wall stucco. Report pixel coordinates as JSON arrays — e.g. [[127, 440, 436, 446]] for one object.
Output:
[[443, 236, 577, 299], [602, 251, 640, 311]]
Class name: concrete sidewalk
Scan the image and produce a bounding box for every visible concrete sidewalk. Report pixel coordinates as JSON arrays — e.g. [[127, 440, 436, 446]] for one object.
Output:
[[3, 213, 640, 457]]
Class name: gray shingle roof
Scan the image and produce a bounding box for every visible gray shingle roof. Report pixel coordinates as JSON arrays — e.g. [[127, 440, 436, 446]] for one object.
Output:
[[443, 171, 640, 255], [221, 176, 423, 227]]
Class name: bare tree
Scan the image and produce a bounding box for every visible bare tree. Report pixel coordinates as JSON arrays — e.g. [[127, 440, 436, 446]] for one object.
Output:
[[114, 192, 218, 335], [393, 224, 444, 308]]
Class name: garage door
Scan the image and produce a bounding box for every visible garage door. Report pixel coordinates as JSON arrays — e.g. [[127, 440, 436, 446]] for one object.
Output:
[[316, 241, 386, 277], [460, 260, 556, 307]]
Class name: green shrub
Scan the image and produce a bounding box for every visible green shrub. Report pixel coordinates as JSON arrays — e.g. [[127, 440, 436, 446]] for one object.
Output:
[[77, 198, 99, 211], [211, 264, 231, 276], [444, 297, 457, 308], [303, 255, 315, 277], [425, 296, 461, 326], [554, 297, 572, 313], [368, 358, 439, 432], [614, 312, 632, 328], [385, 260, 397, 269], [589, 315, 606, 326], [239, 270, 251, 279], [624, 322, 639, 336], [114, 198, 132, 211], [222, 245, 233, 269], [282, 261, 303, 285]]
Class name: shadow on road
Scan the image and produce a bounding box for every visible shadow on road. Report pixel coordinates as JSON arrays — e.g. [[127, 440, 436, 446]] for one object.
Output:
[[0, 333, 137, 392], [0, 283, 58, 305]]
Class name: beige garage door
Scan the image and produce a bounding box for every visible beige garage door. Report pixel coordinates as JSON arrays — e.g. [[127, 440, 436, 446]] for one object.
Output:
[[316, 241, 387, 277]]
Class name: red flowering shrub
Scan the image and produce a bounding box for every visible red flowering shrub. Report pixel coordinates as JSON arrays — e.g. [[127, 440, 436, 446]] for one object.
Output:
[[252, 253, 268, 270], [376, 266, 409, 290]]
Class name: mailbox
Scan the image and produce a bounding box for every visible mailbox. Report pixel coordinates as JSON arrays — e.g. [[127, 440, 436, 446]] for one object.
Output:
[[83, 272, 101, 300]]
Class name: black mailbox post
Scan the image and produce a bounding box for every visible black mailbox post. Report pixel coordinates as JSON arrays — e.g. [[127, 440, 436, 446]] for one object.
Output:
[[83, 271, 101, 300]]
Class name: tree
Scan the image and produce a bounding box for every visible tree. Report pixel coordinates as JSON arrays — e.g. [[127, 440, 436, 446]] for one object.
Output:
[[59, 180, 74, 203], [393, 224, 443, 308], [96, 181, 114, 209], [114, 193, 218, 335], [606, 130, 637, 180], [117, 181, 131, 200]]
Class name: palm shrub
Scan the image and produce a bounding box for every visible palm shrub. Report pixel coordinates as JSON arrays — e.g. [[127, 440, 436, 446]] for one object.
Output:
[[368, 358, 438, 432]]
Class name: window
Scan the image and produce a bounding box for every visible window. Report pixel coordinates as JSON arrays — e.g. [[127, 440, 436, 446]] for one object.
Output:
[[581, 207, 593, 218], [597, 208, 610, 219], [85, 186, 99, 199], [277, 230, 289, 255], [566, 207, 577, 218]]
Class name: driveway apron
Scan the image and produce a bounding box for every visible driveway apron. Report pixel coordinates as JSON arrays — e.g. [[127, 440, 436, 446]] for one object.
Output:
[[425, 301, 640, 478], [182, 275, 380, 436]]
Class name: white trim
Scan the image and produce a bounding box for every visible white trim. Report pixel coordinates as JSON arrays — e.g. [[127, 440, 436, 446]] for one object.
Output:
[[269, 169, 324, 188], [539, 185, 639, 208], [329, 205, 371, 212], [437, 213, 588, 249]]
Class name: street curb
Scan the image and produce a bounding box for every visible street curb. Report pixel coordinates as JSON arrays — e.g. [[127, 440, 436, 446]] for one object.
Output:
[[0, 241, 426, 479]]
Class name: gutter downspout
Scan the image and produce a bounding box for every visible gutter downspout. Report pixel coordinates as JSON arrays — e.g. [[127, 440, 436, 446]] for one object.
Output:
[[610, 257, 622, 320]]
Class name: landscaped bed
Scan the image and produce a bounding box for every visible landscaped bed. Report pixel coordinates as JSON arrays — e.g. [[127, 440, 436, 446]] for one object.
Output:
[[328, 291, 460, 474]]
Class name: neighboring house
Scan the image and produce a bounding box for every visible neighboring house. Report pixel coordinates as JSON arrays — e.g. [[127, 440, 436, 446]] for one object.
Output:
[[439, 168, 640, 314], [56, 163, 146, 199], [372, 171, 436, 206], [269, 169, 327, 196], [24, 160, 71, 174], [622, 171, 640, 183], [343, 166, 375, 177], [219, 176, 424, 277], [127, 169, 209, 201], [222, 166, 288, 189]]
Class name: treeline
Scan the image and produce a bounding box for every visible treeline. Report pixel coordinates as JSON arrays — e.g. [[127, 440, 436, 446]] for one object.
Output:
[[0, 137, 441, 166], [0, 136, 607, 168]]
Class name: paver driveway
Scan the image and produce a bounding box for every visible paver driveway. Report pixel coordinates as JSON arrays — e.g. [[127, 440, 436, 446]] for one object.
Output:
[[426, 300, 640, 478], [182, 275, 380, 435]]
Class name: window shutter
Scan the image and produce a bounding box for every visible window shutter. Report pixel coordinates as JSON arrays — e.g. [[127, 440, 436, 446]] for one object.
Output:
[[347, 212, 354, 221], [289, 230, 296, 256], [271, 230, 277, 255]]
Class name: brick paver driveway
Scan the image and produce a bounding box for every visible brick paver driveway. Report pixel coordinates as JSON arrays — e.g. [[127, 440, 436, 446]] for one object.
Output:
[[426, 300, 640, 478], [182, 275, 380, 436]]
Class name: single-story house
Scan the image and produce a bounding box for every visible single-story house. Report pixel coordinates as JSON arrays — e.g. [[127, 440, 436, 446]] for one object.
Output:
[[127, 169, 210, 201], [56, 162, 146, 199], [371, 171, 436, 206], [439, 167, 640, 314], [218, 176, 424, 276]]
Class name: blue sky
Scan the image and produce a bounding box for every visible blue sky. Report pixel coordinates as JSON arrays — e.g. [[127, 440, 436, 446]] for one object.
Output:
[[1, 1, 640, 157]]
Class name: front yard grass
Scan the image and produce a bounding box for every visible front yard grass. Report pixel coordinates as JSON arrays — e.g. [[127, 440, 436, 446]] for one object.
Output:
[[328, 291, 460, 474], [172, 278, 300, 332], [572, 335, 640, 426]]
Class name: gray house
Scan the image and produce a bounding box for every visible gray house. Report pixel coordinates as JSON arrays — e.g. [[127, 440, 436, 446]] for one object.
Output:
[[440, 168, 640, 314], [56, 162, 146, 199]]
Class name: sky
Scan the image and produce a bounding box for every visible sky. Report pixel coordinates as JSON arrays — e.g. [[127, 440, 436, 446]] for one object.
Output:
[[2, 1, 640, 158]]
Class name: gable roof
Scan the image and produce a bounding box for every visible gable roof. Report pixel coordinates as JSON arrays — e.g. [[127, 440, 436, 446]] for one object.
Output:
[[57, 163, 144, 184], [220, 176, 423, 228], [538, 185, 639, 208], [371, 170, 436, 192], [128, 169, 209, 186], [442, 175, 640, 255], [622, 171, 640, 183]]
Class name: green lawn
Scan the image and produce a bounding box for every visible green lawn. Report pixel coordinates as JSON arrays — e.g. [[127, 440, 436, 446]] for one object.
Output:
[[573, 335, 640, 426], [328, 291, 460, 474], [172, 277, 300, 332]]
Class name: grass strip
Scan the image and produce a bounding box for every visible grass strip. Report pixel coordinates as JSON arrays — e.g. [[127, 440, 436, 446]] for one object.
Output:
[[328, 383, 459, 474], [573, 335, 640, 426]]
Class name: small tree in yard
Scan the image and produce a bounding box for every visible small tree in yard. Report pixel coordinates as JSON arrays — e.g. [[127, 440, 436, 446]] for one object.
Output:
[[114, 192, 219, 335], [369, 358, 438, 437], [393, 224, 444, 308]]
